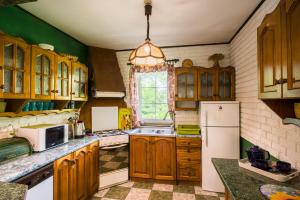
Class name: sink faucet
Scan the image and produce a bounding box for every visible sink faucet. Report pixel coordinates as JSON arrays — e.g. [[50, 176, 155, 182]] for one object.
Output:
[[163, 110, 176, 129]]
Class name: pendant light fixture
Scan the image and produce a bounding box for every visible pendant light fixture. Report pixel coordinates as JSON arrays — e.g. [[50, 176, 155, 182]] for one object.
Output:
[[129, 0, 166, 66]]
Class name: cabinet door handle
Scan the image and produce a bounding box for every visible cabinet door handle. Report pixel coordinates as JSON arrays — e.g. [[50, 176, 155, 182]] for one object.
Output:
[[0, 85, 4, 90], [282, 78, 287, 84], [71, 92, 75, 95], [274, 79, 281, 85]]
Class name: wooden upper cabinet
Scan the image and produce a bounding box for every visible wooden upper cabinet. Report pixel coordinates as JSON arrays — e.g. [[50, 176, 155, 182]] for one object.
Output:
[[198, 67, 235, 101], [152, 137, 176, 180], [257, 3, 282, 99], [54, 153, 75, 200], [217, 67, 235, 101], [54, 55, 72, 100], [0, 34, 30, 99], [71, 62, 88, 101], [31, 46, 55, 99], [282, 0, 300, 97], [175, 68, 198, 101], [198, 67, 215, 101], [74, 147, 88, 200], [130, 136, 152, 179]]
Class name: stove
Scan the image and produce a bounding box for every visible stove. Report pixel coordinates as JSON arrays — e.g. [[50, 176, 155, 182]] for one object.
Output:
[[94, 129, 127, 137], [94, 129, 129, 147], [92, 107, 130, 189]]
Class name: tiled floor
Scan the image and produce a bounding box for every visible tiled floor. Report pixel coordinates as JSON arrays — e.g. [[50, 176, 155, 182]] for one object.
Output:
[[91, 181, 224, 200]]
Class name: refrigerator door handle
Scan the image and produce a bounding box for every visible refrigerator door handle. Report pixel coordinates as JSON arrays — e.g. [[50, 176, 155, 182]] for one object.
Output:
[[205, 110, 208, 147]]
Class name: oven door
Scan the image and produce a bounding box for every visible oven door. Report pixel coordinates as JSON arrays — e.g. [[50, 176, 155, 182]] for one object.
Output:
[[99, 143, 129, 189]]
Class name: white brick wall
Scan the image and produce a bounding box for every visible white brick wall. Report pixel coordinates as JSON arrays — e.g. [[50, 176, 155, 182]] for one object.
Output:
[[116, 44, 230, 126], [230, 0, 300, 169]]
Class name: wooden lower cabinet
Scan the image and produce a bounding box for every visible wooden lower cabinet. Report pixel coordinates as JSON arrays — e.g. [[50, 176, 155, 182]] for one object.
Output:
[[54, 141, 99, 200], [152, 137, 176, 180], [74, 147, 88, 200], [54, 153, 75, 200], [130, 136, 152, 178], [87, 141, 100, 197], [130, 136, 176, 180], [176, 138, 201, 182]]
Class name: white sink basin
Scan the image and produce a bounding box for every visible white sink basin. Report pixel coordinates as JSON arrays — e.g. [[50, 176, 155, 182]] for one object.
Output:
[[130, 127, 174, 135]]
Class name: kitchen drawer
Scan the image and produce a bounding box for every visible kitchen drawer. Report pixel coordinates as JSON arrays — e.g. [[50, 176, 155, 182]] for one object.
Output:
[[176, 138, 201, 147], [177, 161, 201, 181], [177, 147, 201, 162]]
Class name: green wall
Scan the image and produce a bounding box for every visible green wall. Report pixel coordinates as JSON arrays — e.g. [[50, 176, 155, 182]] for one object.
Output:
[[0, 6, 87, 63], [240, 137, 278, 161]]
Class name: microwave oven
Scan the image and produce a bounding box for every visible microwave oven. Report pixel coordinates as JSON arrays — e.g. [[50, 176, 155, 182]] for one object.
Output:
[[17, 124, 68, 152]]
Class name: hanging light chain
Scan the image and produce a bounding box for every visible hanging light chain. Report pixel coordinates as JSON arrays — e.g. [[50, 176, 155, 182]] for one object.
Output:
[[144, 2, 152, 41]]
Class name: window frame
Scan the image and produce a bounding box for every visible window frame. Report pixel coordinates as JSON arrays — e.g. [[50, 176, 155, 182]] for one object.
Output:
[[136, 71, 172, 125]]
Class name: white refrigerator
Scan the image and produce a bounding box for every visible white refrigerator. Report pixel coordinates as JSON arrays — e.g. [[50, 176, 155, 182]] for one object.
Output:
[[200, 101, 240, 193]]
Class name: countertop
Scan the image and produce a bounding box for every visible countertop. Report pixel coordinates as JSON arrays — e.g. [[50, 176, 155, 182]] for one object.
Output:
[[126, 129, 201, 138], [0, 136, 99, 200], [0, 182, 27, 200], [212, 158, 300, 200]]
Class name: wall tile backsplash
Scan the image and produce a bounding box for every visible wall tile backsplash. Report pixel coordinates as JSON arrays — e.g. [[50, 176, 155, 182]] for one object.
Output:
[[0, 112, 76, 137]]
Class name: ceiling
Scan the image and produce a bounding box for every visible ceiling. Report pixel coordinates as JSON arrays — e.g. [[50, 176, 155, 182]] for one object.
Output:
[[20, 0, 261, 50]]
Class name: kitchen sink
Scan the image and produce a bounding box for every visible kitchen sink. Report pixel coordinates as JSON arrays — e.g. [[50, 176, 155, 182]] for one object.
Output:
[[130, 127, 174, 135]]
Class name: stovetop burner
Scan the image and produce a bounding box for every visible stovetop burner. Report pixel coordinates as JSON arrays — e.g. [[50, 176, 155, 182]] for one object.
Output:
[[94, 129, 128, 138]]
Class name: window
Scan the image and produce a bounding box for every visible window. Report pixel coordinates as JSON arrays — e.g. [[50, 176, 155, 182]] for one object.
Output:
[[137, 71, 170, 123]]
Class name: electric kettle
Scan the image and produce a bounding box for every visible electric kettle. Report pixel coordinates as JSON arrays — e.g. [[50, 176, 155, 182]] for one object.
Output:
[[74, 121, 85, 139]]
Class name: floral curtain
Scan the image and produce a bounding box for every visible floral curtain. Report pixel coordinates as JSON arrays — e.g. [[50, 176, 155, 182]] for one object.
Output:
[[129, 64, 175, 127]]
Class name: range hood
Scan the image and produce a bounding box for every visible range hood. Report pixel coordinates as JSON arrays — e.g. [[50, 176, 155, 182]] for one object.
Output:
[[88, 47, 126, 98]]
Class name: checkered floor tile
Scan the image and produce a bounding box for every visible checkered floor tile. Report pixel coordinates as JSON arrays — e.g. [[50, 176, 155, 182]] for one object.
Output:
[[91, 181, 224, 200]]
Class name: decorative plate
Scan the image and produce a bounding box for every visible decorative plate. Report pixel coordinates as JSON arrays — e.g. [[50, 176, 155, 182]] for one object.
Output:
[[260, 184, 300, 200], [182, 59, 193, 67]]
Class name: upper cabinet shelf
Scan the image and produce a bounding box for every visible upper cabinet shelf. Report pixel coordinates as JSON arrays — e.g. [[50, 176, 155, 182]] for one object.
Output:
[[258, 0, 300, 99], [0, 33, 88, 103]]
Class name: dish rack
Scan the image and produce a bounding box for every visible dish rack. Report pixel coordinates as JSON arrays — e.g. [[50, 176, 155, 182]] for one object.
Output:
[[238, 158, 300, 182]]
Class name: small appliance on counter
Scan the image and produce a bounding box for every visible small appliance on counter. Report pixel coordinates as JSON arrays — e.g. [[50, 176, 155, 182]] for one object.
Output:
[[74, 121, 85, 139], [0, 137, 32, 164], [17, 124, 68, 152], [68, 113, 86, 139]]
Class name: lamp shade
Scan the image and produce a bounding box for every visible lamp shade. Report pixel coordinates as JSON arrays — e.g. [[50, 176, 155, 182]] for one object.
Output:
[[129, 40, 166, 66]]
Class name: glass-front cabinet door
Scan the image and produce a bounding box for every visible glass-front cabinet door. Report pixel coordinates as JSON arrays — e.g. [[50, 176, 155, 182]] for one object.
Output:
[[198, 67, 215, 101], [71, 62, 88, 101], [0, 34, 30, 99], [175, 68, 197, 101], [217, 67, 235, 101], [31, 46, 55, 99], [55, 56, 71, 100]]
